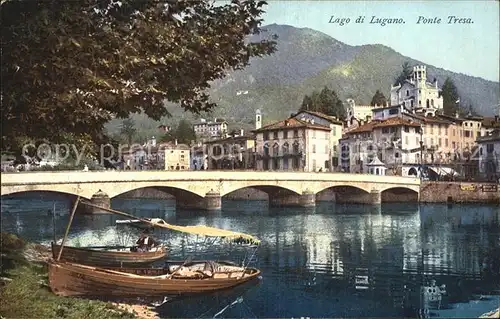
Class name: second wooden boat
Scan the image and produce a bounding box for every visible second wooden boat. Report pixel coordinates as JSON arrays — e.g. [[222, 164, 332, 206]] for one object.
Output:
[[48, 260, 261, 298], [51, 243, 168, 267]]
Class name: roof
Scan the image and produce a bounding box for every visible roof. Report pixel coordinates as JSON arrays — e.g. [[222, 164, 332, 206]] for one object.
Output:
[[372, 105, 401, 112], [294, 110, 344, 125], [253, 117, 331, 133], [407, 113, 453, 125], [477, 129, 500, 143], [481, 117, 500, 128], [367, 156, 386, 167], [204, 135, 254, 144], [345, 121, 378, 134], [373, 117, 421, 129]]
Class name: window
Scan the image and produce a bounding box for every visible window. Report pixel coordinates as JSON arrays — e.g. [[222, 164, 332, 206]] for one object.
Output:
[[263, 132, 269, 140], [445, 139, 448, 147], [382, 128, 389, 134], [404, 126, 409, 133], [406, 90, 409, 96], [283, 158, 289, 170], [283, 131, 288, 139], [293, 129, 299, 138], [438, 138, 442, 146], [411, 100, 414, 108], [282, 142, 289, 155], [312, 159, 317, 171], [312, 130, 316, 138], [464, 131, 471, 138], [293, 141, 299, 154], [405, 136, 409, 145], [325, 145, 329, 154], [264, 143, 270, 156], [272, 143, 279, 156], [312, 144, 316, 153], [480, 147, 483, 156], [487, 144, 494, 153], [273, 131, 278, 139], [332, 127, 337, 135], [389, 108, 398, 115], [395, 152, 400, 158]]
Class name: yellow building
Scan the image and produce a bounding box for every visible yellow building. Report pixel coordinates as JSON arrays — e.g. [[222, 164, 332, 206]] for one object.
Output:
[[164, 144, 190, 170]]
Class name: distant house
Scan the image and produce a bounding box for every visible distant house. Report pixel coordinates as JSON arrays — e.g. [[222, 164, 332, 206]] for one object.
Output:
[[193, 118, 228, 139], [164, 143, 190, 171], [157, 124, 172, 132]]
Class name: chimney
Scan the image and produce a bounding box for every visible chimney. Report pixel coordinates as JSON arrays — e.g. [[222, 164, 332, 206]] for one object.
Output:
[[240, 129, 244, 136], [174, 139, 178, 146]]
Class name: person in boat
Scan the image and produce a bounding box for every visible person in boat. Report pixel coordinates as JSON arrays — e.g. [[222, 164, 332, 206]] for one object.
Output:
[[134, 231, 159, 252]]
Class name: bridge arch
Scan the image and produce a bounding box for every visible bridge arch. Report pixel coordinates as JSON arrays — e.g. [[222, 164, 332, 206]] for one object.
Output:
[[220, 182, 301, 197], [112, 186, 204, 200], [0, 189, 90, 200], [0, 185, 94, 199], [99, 182, 208, 198], [380, 186, 419, 203]]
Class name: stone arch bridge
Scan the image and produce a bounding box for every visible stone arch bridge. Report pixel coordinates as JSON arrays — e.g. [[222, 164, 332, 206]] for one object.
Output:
[[1, 171, 420, 211]]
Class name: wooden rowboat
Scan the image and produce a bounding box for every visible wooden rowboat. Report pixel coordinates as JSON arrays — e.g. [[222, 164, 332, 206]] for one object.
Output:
[[51, 243, 168, 267], [48, 259, 261, 298]]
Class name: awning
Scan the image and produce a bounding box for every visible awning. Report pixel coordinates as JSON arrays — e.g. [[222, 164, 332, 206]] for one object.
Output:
[[154, 222, 260, 245], [428, 166, 459, 176]]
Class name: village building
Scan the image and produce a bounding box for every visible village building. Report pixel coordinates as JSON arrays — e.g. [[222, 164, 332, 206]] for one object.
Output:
[[476, 129, 500, 182], [390, 65, 443, 117], [203, 130, 255, 170], [192, 118, 228, 139]]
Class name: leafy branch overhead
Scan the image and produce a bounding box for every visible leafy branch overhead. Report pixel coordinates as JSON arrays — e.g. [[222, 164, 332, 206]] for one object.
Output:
[[1, 0, 277, 150]]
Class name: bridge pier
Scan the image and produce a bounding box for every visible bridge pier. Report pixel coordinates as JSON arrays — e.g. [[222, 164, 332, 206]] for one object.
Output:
[[82, 190, 111, 214], [269, 190, 316, 208], [176, 190, 221, 211]]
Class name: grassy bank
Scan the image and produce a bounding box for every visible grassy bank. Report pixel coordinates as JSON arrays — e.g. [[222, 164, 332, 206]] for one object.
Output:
[[0, 232, 145, 319]]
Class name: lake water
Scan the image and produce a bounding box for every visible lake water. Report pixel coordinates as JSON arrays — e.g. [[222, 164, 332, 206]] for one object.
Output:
[[1, 193, 499, 318]]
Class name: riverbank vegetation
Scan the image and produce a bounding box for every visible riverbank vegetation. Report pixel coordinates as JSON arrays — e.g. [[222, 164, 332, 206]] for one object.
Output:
[[0, 232, 140, 319]]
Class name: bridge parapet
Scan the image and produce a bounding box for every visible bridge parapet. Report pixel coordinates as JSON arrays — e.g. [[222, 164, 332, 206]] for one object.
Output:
[[1, 171, 420, 209]]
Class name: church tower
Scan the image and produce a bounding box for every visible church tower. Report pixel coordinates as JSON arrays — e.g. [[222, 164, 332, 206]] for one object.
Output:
[[255, 109, 262, 130]]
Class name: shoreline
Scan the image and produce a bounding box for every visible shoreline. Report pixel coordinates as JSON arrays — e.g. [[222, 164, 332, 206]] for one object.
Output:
[[0, 232, 160, 319]]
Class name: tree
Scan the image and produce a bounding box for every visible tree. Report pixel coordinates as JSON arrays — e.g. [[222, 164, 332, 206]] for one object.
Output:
[[119, 117, 137, 145], [394, 61, 413, 86], [298, 87, 346, 120], [1, 0, 277, 152], [370, 90, 387, 107], [160, 119, 196, 145], [441, 77, 460, 116]]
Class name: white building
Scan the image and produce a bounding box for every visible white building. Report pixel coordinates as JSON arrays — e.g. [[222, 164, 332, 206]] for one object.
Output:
[[339, 117, 422, 174], [193, 118, 228, 139], [292, 110, 344, 168], [345, 99, 379, 132], [390, 65, 443, 117], [253, 116, 333, 172], [477, 129, 500, 181]]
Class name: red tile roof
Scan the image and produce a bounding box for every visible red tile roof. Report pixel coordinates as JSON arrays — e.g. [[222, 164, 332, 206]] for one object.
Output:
[[295, 110, 344, 125], [253, 117, 331, 132], [373, 117, 421, 128]]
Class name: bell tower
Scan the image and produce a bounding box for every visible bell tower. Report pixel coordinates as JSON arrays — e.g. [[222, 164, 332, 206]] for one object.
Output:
[[255, 109, 262, 130]]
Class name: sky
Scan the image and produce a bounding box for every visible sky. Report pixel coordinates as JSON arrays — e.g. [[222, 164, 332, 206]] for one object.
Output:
[[260, 0, 499, 82]]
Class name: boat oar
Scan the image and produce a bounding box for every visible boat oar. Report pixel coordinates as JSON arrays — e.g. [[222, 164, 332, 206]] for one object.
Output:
[[79, 200, 164, 228], [57, 196, 80, 261]]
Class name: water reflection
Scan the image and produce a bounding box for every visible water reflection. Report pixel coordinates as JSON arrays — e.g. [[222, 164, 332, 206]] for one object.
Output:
[[1, 194, 499, 318]]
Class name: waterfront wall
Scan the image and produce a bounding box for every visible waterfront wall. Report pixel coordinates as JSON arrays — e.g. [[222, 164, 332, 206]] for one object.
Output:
[[420, 181, 500, 204]]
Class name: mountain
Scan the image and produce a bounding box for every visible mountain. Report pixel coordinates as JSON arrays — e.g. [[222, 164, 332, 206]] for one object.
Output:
[[106, 24, 499, 137]]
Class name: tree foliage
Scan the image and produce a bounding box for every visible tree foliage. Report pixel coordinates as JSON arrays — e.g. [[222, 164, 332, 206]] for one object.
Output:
[[370, 90, 387, 107], [441, 77, 460, 116], [119, 117, 137, 145], [394, 61, 413, 86], [299, 86, 346, 120], [1, 0, 276, 152], [160, 119, 196, 145]]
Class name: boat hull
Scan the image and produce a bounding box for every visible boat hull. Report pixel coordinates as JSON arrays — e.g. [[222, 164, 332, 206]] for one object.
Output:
[[51, 243, 168, 267], [48, 260, 262, 298]]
